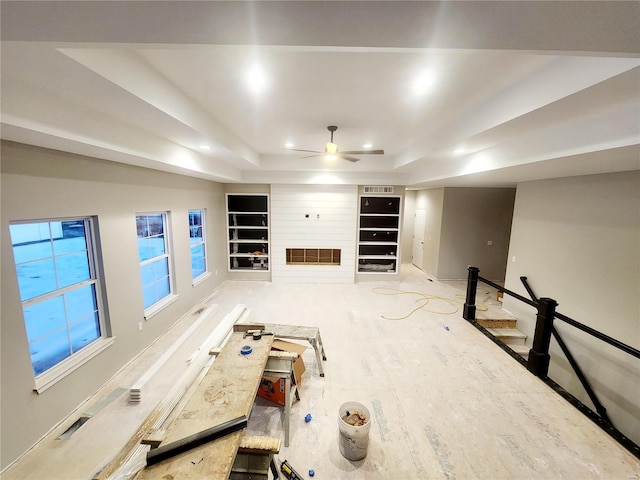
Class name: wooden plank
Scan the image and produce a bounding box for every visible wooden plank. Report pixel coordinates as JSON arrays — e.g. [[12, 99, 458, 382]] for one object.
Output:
[[237, 435, 281, 455], [141, 356, 216, 448], [268, 351, 298, 360], [146, 416, 247, 466], [134, 332, 274, 480], [265, 323, 318, 340], [129, 304, 217, 403], [96, 310, 244, 479], [233, 323, 266, 333]]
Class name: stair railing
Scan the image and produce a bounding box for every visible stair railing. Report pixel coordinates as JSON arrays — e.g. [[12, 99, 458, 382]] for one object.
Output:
[[518, 276, 613, 425], [462, 266, 640, 458]]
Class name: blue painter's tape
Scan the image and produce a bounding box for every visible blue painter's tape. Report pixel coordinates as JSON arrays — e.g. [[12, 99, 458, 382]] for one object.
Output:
[[240, 345, 253, 355]]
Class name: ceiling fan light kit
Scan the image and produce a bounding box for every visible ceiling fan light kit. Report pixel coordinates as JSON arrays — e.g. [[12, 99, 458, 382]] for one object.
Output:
[[324, 143, 338, 160], [288, 125, 385, 163]]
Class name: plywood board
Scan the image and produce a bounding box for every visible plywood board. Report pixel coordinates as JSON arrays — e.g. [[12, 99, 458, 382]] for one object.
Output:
[[134, 332, 274, 479]]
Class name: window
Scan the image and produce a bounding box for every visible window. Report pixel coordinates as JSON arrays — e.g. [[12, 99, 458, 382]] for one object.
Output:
[[136, 213, 173, 311], [189, 209, 207, 281], [9, 218, 109, 383]]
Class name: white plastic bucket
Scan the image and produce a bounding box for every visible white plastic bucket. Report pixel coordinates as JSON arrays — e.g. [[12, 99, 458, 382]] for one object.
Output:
[[338, 402, 371, 461]]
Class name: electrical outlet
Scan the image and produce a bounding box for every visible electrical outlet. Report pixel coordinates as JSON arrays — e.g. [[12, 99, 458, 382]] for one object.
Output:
[[512, 255, 516, 263], [138, 322, 143, 332], [487, 240, 493, 246]]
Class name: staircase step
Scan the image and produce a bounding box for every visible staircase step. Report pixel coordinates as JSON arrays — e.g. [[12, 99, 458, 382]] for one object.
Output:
[[509, 343, 530, 360], [476, 306, 518, 329], [476, 307, 517, 321], [476, 318, 517, 329], [486, 328, 527, 344]]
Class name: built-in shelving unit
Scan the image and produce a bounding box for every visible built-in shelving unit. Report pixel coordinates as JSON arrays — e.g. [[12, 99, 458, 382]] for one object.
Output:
[[226, 194, 269, 271], [357, 195, 401, 274]]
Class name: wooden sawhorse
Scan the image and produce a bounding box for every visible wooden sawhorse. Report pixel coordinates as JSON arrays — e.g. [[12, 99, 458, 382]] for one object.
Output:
[[265, 324, 327, 377], [263, 351, 300, 447]]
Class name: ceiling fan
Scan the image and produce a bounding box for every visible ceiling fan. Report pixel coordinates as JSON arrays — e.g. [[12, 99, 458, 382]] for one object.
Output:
[[287, 125, 384, 162]]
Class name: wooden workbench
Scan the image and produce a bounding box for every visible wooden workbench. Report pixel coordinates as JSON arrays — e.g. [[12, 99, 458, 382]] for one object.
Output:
[[135, 331, 274, 480]]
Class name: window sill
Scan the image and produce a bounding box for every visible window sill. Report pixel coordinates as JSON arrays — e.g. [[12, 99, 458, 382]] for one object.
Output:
[[192, 272, 212, 288], [144, 294, 179, 320], [34, 337, 116, 394]]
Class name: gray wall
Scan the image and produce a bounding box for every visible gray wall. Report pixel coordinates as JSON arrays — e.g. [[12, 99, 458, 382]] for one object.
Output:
[[502, 171, 640, 446], [438, 188, 516, 280], [1, 142, 228, 469], [415, 187, 515, 280]]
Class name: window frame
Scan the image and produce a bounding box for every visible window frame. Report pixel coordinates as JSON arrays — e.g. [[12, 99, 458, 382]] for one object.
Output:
[[136, 211, 177, 318], [188, 208, 209, 285], [9, 216, 113, 393]]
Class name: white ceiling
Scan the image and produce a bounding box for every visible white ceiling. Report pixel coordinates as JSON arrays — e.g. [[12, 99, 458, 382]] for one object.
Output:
[[1, 1, 639, 188]]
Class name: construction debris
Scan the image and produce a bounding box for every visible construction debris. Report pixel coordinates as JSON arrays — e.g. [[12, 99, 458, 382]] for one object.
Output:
[[343, 411, 367, 427]]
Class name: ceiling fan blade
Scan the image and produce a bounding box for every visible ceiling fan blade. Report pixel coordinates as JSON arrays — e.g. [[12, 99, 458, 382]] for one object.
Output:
[[300, 154, 321, 159], [286, 148, 323, 154], [340, 149, 385, 155], [337, 154, 360, 163]]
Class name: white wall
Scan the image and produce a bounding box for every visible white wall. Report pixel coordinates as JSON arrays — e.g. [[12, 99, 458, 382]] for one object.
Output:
[[401, 189, 416, 264], [270, 184, 358, 283], [416, 188, 444, 277], [502, 171, 640, 446], [1, 142, 227, 470]]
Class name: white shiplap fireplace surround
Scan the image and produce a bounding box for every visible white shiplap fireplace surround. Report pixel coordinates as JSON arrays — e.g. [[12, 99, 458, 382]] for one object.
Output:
[[270, 184, 358, 283]]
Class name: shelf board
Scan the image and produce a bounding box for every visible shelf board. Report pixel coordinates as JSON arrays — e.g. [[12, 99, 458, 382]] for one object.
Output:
[[358, 227, 399, 231], [358, 241, 398, 245], [229, 267, 270, 271], [228, 211, 269, 215], [229, 253, 270, 258], [227, 226, 268, 229], [358, 255, 397, 260], [359, 213, 399, 216], [358, 269, 397, 274], [229, 239, 269, 243]]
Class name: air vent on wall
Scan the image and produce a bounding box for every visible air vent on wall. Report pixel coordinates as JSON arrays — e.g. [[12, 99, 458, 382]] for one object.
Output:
[[364, 186, 394, 194]]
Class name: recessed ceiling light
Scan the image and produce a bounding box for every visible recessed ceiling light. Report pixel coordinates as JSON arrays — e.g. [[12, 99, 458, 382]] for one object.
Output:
[[285, 142, 294, 149], [363, 143, 373, 149], [454, 147, 466, 154], [200, 145, 211, 150], [244, 63, 268, 95], [412, 70, 435, 96]]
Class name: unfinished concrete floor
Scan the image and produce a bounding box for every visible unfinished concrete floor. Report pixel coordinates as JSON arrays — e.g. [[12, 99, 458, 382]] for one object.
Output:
[[4, 264, 639, 479]]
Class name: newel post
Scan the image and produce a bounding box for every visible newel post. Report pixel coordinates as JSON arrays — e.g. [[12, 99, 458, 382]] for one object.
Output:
[[463, 266, 480, 321], [527, 297, 558, 379]]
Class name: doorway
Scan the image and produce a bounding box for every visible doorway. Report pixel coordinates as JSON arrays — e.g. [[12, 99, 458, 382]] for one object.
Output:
[[412, 209, 426, 269]]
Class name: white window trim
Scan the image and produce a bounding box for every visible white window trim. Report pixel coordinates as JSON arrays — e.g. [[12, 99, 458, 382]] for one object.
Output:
[[189, 208, 208, 282], [143, 293, 179, 320], [10, 217, 112, 390], [138, 212, 175, 314], [192, 271, 212, 287], [34, 336, 115, 394]]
